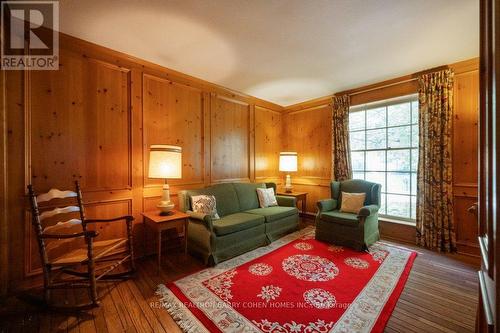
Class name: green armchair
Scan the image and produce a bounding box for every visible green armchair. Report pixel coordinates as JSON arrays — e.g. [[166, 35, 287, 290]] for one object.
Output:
[[315, 179, 381, 251]]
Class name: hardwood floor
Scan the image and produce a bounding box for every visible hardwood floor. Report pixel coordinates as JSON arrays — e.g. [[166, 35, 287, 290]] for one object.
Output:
[[0, 226, 479, 333]]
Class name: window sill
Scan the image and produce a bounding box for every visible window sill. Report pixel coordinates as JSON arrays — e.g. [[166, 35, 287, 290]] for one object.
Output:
[[379, 217, 416, 226]]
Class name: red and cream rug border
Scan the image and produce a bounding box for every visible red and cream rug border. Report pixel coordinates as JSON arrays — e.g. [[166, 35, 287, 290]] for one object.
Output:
[[156, 227, 416, 333]]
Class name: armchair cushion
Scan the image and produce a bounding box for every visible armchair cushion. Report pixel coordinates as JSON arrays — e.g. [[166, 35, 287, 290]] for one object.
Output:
[[339, 192, 366, 214], [212, 213, 265, 236], [319, 210, 359, 227], [245, 206, 298, 223]]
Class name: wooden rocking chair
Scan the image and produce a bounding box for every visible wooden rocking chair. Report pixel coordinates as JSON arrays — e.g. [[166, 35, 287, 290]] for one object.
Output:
[[27, 181, 136, 309]]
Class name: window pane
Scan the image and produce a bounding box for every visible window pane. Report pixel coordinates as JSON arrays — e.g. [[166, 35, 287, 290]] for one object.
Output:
[[348, 97, 418, 222], [387, 172, 411, 194], [353, 172, 365, 180], [351, 152, 365, 171], [366, 172, 385, 191], [388, 126, 411, 148], [365, 150, 385, 171], [411, 101, 419, 124], [411, 196, 417, 219], [366, 129, 386, 149], [350, 131, 365, 150], [380, 193, 387, 215], [411, 125, 419, 147], [388, 102, 411, 126], [387, 149, 410, 171], [387, 194, 411, 218], [411, 149, 418, 171], [349, 111, 365, 131], [411, 172, 417, 195], [366, 107, 386, 129]]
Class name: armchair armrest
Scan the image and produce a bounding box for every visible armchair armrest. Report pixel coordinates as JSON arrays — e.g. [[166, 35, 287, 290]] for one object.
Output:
[[317, 199, 337, 212], [358, 204, 380, 217], [41, 230, 99, 239], [85, 215, 134, 224], [276, 195, 296, 207], [187, 210, 214, 232]]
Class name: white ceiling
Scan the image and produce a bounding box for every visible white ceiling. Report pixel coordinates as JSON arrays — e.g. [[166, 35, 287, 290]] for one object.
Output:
[[58, 0, 479, 106]]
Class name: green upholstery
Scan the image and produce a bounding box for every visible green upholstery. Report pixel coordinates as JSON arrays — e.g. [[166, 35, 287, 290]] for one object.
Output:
[[316, 179, 381, 251], [179, 182, 299, 265], [245, 206, 298, 223], [212, 213, 264, 236], [319, 210, 358, 226], [276, 196, 296, 207], [233, 182, 266, 211]]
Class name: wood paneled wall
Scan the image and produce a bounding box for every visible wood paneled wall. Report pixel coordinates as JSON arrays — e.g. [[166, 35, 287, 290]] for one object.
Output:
[[1, 33, 283, 293], [0, 29, 480, 294], [282, 58, 480, 255], [450, 60, 480, 256], [282, 104, 332, 214]]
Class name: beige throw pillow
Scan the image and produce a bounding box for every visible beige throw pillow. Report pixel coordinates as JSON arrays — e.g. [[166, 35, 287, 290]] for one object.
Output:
[[340, 192, 366, 214], [191, 195, 220, 220], [256, 188, 278, 208]]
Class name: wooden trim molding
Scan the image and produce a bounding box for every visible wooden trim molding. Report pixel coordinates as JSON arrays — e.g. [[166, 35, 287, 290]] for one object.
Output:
[[0, 63, 8, 297]]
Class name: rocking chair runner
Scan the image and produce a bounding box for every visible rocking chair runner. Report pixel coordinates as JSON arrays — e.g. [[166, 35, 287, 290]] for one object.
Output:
[[28, 181, 136, 308]]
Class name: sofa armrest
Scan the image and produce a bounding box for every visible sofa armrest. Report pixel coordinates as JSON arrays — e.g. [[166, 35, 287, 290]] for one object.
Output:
[[276, 195, 296, 207], [317, 199, 337, 212], [357, 204, 380, 217], [187, 210, 214, 232]]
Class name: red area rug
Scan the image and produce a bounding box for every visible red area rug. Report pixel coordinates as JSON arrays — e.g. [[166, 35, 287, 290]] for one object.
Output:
[[157, 227, 416, 333]]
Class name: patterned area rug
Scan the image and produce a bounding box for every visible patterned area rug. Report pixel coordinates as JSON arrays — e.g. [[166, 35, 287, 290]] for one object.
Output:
[[157, 227, 417, 333]]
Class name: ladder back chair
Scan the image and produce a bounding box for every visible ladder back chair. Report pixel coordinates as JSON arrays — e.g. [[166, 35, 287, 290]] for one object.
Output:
[[27, 181, 135, 309]]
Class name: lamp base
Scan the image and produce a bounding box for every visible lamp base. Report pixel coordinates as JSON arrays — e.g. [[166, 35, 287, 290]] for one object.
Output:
[[159, 211, 174, 216], [157, 182, 175, 215], [284, 174, 293, 193]]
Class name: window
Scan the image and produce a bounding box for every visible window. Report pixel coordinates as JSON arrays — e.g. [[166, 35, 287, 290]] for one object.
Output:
[[349, 95, 418, 222]]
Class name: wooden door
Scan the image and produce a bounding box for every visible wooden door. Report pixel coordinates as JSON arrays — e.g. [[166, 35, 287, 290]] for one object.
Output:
[[477, 0, 498, 332]]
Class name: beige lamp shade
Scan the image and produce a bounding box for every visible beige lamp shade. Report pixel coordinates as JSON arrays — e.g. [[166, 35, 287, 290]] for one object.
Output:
[[279, 152, 298, 172], [148, 145, 182, 179]]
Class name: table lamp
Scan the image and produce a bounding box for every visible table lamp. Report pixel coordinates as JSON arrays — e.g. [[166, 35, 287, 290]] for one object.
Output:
[[279, 152, 297, 193], [148, 145, 182, 215]]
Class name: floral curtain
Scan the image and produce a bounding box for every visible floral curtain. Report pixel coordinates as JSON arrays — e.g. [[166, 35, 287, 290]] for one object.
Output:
[[332, 95, 352, 181], [416, 69, 456, 252]]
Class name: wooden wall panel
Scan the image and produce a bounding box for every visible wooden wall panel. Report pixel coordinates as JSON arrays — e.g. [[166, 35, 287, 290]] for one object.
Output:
[[254, 106, 282, 183], [282, 104, 332, 214], [142, 74, 205, 187], [30, 53, 132, 192], [452, 64, 480, 256], [210, 95, 252, 182]]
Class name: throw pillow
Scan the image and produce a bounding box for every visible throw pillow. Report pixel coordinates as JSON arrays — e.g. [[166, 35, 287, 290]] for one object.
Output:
[[256, 188, 278, 208], [340, 192, 366, 214], [191, 195, 220, 220]]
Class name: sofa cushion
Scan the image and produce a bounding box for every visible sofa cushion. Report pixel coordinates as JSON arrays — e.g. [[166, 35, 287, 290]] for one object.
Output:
[[245, 206, 298, 223], [212, 213, 265, 236], [185, 183, 240, 217], [233, 182, 266, 211], [320, 210, 359, 227]]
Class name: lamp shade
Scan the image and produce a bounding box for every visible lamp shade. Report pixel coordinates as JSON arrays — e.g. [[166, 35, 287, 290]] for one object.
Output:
[[279, 152, 298, 172], [148, 145, 182, 179]]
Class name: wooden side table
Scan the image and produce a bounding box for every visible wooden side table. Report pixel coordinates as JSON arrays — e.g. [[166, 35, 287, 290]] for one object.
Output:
[[276, 191, 308, 217], [142, 210, 189, 273]]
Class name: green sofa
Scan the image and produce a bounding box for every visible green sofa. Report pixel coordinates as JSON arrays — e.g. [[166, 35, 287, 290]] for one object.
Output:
[[315, 179, 381, 251], [178, 182, 299, 265]]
